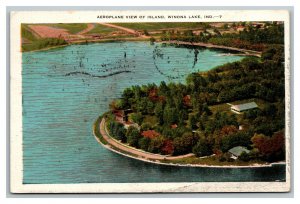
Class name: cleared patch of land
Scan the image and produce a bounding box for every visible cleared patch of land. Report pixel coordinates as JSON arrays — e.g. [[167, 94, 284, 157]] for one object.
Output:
[[28, 25, 70, 38], [45, 23, 88, 34], [86, 24, 118, 34]]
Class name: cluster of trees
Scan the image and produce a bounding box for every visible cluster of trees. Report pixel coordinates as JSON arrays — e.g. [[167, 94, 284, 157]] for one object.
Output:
[[160, 29, 212, 43], [22, 37, 67, 52], [106, 33, 285, 162], [159, 22, 284, 51]]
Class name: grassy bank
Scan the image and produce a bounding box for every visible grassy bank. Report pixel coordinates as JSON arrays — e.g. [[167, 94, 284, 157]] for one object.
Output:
[[22, 38, 68, 52], [93, 116, 108, 145], [86, 24, 118, 34], [161, 155, 268, 166], [45, 23, 88, 34]]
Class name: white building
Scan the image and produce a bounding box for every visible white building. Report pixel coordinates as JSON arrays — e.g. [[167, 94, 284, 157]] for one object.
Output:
[[231, 102, 258, 114]]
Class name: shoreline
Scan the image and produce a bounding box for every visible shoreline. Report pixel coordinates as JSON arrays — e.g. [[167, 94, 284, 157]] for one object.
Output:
[[22, 38, 262, 57], [160, 40, 262, 57], [22, 37, 149, 53], [93, 117, 285, 169]]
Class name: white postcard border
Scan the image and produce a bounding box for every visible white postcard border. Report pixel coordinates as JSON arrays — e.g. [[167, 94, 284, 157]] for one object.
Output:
[[10, 10, 291, 193]]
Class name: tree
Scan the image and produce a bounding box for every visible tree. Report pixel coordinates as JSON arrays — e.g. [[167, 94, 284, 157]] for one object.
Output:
[[154, 102, 164, 125], [238, 151, 251, 162], [251, 131, 285, 162], [138, 137, 151, 151], [121, 88, 134, 109], [148, 136, 165, 154], [192, 139, 213, 157], [140, 122, 152, 131], [126, 126, 141, 148], [189, 114, 198, 130], [220, 130, 252, 152], [143, 29, 149, 36], [150, 37, 156, 45], [129, 112, 143, 125], [109, 121, 126, 142], [163, 105, 178, 125], [173, 132, 198, 155], [109, 99, 123, 111], [161, 140, 174, 155]]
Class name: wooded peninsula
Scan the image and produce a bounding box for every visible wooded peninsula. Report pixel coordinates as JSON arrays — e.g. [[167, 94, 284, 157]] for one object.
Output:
[[94, 22, 286, 166]]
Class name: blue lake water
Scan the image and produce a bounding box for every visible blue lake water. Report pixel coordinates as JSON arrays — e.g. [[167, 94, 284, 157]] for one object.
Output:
[[22, 41, 286, 184]]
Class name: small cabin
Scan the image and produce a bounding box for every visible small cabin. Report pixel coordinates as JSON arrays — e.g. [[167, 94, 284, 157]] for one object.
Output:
[[231, 102, 258, 114], [228, 146, 250, 160]]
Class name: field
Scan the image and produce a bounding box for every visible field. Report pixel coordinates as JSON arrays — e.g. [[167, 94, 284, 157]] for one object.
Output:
[[21, 24, 37, 42], [28, 25, 70, 38], [44, 23, 88, 34], [86, 24, 119, 34]]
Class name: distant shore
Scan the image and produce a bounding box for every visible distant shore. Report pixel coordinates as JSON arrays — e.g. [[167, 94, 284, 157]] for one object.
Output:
[[22, 37, 149, 52], [160, 40, 262, 57], [93, 117, 285, 168], [23, 37, 262, 57]]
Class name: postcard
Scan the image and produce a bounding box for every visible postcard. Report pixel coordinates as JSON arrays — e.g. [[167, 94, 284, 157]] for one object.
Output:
[[10, 10, 291, 193]]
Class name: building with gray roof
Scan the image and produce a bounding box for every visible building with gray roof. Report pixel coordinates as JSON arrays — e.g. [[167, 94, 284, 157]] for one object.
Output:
[[228, 146, 250, 160], [231, 102, 258, 114]]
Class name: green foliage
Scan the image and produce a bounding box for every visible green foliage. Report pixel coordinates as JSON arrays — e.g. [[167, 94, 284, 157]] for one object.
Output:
[[192, 139, 213, 157], [261, 45, 284, 65], [154, 102, 164, 125], [126, 126, 141, 148], [86, 24, 118, 34], [113, 22, 209, 31], [140, 122, 152, 131], [129, 112, 143, 125], [163, 105, 178, 125], [93, 116, 108, 145], [159, 23, 283, 52], [238, 151, 251, 162], [109, 121, 126, 142], [21, 24, 37, 41], [148, 136, 165, 154], [49, 23, 88, 34], [22, 38, 67, 52], [110, 28, 285, 162], [173, 132, 199, 155], [143, 29, 149, 36], [138, 137, 151, 151], [219, 152, 234, 162], [150, 37, 156, 45], [220, 130, 253, 152]]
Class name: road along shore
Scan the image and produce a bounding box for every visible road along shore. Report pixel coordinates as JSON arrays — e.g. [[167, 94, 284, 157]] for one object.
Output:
[[93, 117, 285, 168]]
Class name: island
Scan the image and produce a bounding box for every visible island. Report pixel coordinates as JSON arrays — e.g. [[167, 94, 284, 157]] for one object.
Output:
[[91, 22, 286, 167], [21, 21, 285, 167]]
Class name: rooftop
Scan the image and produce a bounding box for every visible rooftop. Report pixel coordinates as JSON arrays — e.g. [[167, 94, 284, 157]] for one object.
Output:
[[228, 146, 250, 157], [231, 102, 258, 112]]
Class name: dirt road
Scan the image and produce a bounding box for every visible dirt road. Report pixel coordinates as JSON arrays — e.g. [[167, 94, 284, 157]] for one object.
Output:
[[98, 23, 150, 38], [99, 118, 194, 161], [77, 23, 95, 35]]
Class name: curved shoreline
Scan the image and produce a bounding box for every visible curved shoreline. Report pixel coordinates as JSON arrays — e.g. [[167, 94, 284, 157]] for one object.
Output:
[[160, 40, 262, 57], [23, 38, 262, 57], [93, 117, 285, 168]]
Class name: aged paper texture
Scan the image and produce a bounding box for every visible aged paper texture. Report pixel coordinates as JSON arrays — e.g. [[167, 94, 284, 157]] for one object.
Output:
[[10, 10, 290, 193]]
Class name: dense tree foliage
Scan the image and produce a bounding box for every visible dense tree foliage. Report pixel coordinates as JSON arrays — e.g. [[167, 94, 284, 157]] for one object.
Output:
[[160, 22, 284, 52], [106, 27, 285, 162]]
